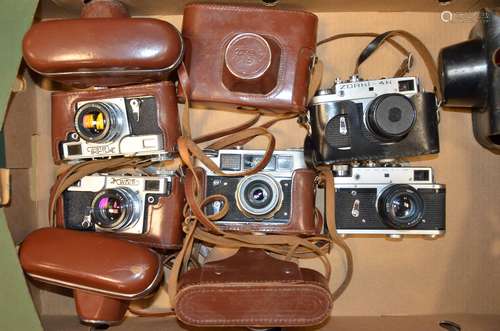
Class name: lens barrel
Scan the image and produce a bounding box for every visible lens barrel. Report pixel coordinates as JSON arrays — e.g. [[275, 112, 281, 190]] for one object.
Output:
[[74, 102, 123, 143], [91, 188, 140, 231], [236, 173, 282, 219], [377, 184, 424, 229], [367, 94, 416, 141]]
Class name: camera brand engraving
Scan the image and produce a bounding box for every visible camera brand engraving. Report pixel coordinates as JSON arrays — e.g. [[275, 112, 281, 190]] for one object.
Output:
[[339, 80, 392, 90], [87, 145, 116, 155], [225, 33, 272, 79], [109, 178, 140, 186]]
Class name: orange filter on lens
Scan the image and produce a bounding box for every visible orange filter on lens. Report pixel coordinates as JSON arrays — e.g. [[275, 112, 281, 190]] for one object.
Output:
[[82, 112, 105, 131]]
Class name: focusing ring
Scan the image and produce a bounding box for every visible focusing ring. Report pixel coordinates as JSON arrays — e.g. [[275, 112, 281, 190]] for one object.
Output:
[[235, 173, 283, 219], [377, 184, 424, 229]]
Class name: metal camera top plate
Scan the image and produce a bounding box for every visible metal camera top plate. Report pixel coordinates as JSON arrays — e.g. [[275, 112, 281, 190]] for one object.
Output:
[[311, 77, 420, 105], [198, 149, 306, 178]]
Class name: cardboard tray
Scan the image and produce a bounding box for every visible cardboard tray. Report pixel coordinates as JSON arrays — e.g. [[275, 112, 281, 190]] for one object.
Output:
[[1, 1, 499, 330]]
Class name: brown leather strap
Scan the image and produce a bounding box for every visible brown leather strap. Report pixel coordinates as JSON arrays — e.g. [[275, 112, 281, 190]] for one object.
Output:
[[308, 57, 323, 103], [354, 30, 442, 102], [318, 167, 353, 300], [178, 62, 192, 139], [178, 129, 276, 180], [128, 306, 176, 318], [317, 32, 413, 77], [193, 114, 261, 144], [177, 62, 281, 177]]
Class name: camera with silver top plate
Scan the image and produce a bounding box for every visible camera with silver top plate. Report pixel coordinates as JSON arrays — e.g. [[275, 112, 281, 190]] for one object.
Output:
[[333, 164, 445, 238], [53, 173, 184, 250], [196, 149, 320, 235], [51, 82, 180, 163], [305, 75, 440, 165]]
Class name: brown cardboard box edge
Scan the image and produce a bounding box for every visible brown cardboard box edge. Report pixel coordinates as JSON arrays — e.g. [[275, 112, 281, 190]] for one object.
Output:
[[4, 1, 500, 330]]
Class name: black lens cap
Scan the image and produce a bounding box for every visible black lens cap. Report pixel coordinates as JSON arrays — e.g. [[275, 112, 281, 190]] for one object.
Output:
[[367, 94, 416, 141]]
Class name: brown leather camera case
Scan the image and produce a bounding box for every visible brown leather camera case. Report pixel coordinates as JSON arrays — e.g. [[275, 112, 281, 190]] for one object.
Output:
[[188, 167, 320, 235], [54, 174, 185, 250], [51, 81, 181, 164], [19, 228, 163, 325], [22, 0, 183, 87], [180, 3, 318, 113], [176, 248, 332, 327]]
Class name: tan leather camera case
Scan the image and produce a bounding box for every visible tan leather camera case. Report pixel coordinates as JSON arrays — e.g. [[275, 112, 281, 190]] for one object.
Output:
[[180, 3, 318, 114], [22, 0, 183, 87], [19, 228, 163, 325], [176, 248, 332, 327], [51, 81, 181, 164], [53, 174, 185, 251], [189, 167, 320, 235]]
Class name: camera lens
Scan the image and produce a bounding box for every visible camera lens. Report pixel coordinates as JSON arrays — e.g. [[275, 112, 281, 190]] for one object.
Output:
[[236, 174, 282, 218], [246, 181, 272, 209], [377, 184, 424, 229], [74, 102, 123, 142], [91, 188, 140, 231], [367, 94, 416, 141]]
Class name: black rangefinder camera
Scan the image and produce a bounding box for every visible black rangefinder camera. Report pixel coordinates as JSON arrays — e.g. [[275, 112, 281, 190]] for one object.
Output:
[[334, 165, 445, 239], [305, 76, 440, 165]]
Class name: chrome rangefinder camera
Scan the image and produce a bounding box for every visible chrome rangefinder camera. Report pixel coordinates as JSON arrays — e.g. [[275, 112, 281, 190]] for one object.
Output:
[[54, 173, 184, 250], [334, 165, 445, 238], [51, 82, 180, 163], [195, 149, 320, 235], [305, 76, 440, 165]]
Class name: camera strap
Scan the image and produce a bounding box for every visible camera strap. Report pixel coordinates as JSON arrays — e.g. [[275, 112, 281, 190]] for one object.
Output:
[[176, 62, 310, 176], [318, 167, 354, 300], [317, 32, 414, 78], [355, 30, 443, 103], [167, 144, 353, 308]]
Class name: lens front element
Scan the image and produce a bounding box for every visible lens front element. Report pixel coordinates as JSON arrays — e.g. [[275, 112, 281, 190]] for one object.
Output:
[[91, 188, 140, 231], [236, 174, 283, 219], [377, 184, 424, 229], [75, 102, 122, 142]]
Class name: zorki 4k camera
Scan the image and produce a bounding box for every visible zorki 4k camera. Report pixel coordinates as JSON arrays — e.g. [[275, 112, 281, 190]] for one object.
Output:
[[55, 173, 184, 250], [51, 82, 181, 163], [305, 76, 440, 165], [334, 165, 445, 238], [196, 149, 320, 235]]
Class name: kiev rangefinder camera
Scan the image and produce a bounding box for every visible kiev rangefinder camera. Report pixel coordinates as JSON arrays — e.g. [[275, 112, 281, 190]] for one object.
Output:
[[51, 82, 181, 163], [334, 165, 445, 238], [54, 173, 184, 250], [196, 149, 320, 235], [305, 76, 440, 165]]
